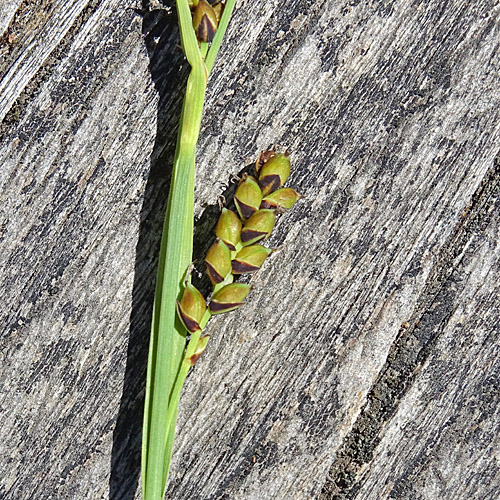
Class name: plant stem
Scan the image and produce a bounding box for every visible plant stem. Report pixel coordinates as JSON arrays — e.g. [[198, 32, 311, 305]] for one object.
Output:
[[161, 270, 234, 439], [143, 65, 206, 500], [205, 0, 237, 73], [141, 2, 238, 499]]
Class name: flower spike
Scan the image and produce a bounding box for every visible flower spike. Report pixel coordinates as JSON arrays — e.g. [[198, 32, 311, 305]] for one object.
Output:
[[215, 208, 242, 250], [260, 187, 302, 210], [234, 174, 263, 220], [258, 153, 291, 196], [255, 149, 277, 173], [205, 239, 232, 285], [188, 335, 210, 366], [232, 244, 273, 274], [193, 0, 219, 42]]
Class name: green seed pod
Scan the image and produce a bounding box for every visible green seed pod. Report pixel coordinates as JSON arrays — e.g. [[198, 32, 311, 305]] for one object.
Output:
[[192, 0, 218, 43], [205, 239, 231, 285], [188, 0, 199, 8], [232, 244, 272, 274], [241, 209, 276, 245], [234, 174, 263, 220], [258, 153, 291, 196], [260, 187, 302, 210], [209, 283, 251, 314], [215, 208, 242, 251], [188, 335, 209, 366], [176, 283, 206, 333], [255, 149, 277, 173]]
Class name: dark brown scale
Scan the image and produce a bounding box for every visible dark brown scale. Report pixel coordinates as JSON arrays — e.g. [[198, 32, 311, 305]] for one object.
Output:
[[189, 352, 203, 365], [197, 14, 217, 42], [231, 260, 260, 274], [222, 241, 236, 251], [234, 198, 256, 219], [209, 300, 242, 313], [240, 229, 267, 243], [205, 262, 224, 284], [259, 199, 276, 210], [258, 175, 281, 195]]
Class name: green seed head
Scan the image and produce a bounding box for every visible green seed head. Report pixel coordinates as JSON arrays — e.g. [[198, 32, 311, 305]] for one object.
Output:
[[232, 244, 272, 274], [216, 208, 242, 250], [258, 153, 291, 196], [260, 187, 302, 210], [192, 0, 219, 43], [234, 174, 263, 220], [205, 239, 232, 285], [177, 283, 207, 333], [209, 283, 251, 314], [241, 209, 276, 245]]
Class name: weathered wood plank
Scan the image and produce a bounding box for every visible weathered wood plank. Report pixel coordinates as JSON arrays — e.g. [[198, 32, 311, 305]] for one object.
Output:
[[321, 164, 500, 499], [0, 0, 23, 36], [0, 0, 499, 499], [349, 203, 500, 500], [168, 1, 500, 497], [1, 1, 156, 498], [0, 0, 99, 123]]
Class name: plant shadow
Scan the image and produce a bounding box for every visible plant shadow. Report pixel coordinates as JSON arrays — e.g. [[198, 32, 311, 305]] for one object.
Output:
[[108, 3, 186, 498], [108, 2, 248, 498]]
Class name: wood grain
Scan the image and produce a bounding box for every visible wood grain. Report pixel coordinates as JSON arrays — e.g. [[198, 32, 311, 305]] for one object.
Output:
[[0, 0, 499, 499], [350, 199, 500, 500]]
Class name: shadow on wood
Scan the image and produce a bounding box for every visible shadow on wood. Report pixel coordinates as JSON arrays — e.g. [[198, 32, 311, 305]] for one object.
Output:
[[108, 4, 186, 498]]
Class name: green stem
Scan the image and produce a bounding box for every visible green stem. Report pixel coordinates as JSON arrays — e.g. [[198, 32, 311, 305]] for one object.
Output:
[[205, 0, 237, 73], [143, 66, 206, 500], [161, 270, 234, 438], [142, 1, 238, 499]]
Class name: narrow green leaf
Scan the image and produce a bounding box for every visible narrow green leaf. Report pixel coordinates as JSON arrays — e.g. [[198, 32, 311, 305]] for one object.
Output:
[[205, 0, 237, 73], [142, 2, 238, 498]]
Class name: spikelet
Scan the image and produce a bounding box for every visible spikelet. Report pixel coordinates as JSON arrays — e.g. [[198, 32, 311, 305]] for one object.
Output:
[[215, 208, 242, 251], [192, 0, 218, 42], [209, 283, 251, 314], [205, 239, 232, 284], [241, 209, 276, 245], [232, 245, 272, 274], [234, 174, 263, 220], [176, 283, 207, 333], [258, 153, 291, 196]]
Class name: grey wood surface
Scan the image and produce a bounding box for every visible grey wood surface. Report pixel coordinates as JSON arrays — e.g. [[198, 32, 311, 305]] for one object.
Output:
[[1, 1, 499, 499]]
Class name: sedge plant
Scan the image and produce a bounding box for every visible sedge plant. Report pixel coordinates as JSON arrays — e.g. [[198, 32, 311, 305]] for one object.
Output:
[[141, 2, 302, 499], [141, 1, 236, 499]]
